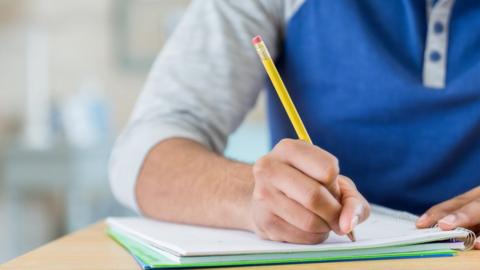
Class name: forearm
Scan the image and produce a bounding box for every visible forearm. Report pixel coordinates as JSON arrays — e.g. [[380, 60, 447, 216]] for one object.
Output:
[[135, 138, 254, 230], [114, 1, 283, 227]]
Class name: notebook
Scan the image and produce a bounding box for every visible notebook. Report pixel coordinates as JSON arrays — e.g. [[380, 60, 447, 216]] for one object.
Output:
[[106, 205, 475, 269]]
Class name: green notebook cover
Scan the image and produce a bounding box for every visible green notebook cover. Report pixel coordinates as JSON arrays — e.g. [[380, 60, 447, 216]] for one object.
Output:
[[107, 228, 456, 269]]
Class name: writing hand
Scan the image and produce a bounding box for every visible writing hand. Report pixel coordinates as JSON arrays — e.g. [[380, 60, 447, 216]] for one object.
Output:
[[248, 139, 370, 244]]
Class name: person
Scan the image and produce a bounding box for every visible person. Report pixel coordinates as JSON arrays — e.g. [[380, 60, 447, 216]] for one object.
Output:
[[109, 0, 480, 248]]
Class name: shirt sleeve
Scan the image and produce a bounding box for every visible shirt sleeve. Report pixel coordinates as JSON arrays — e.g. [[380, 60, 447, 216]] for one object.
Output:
[[109, 0, 284, 212]]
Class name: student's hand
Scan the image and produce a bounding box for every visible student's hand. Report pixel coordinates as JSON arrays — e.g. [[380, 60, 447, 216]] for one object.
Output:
[[248, 139, 370, 244], [416, 186, 480, 249]]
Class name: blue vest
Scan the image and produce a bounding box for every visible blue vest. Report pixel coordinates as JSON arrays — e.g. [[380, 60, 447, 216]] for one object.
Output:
[[267, 0, 480, 214]]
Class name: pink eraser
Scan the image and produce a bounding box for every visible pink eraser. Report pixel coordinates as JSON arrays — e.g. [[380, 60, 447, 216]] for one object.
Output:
[[252, 35, 263, 45]]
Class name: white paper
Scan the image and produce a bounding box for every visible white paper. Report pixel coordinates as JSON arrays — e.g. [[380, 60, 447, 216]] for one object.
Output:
[[107, 207, 468, 256]]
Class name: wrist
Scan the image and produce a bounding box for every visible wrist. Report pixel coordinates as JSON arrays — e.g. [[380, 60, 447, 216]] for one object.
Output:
[[224, 160, 255, 231]]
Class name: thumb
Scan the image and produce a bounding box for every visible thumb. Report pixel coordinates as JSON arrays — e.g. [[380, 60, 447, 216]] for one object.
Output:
[[337, 176, 370, 235]]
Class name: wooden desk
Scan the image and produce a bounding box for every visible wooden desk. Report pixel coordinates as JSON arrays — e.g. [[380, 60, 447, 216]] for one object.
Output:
[[1, 221, 479, 270]]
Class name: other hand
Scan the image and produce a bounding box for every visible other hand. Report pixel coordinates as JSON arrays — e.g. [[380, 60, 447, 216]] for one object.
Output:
[[248, 139, 370, 244], [416, 186, 480, 249]]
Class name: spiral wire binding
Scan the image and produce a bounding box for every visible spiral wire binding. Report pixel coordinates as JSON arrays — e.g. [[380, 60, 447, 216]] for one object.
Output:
[[432, 225, 476, 251], [455, 227, 476, 250]]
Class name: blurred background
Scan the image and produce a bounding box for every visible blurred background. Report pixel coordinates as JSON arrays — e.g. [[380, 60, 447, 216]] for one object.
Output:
[[0, 0, 268, 263]]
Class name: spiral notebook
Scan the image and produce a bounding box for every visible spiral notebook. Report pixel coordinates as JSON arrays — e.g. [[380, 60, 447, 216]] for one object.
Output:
[[106, 205, 475, 269]]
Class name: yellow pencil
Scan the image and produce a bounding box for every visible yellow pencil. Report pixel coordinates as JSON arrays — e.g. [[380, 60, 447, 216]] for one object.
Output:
[[251, 35, 312, 143], [251, 35, 356, 242]]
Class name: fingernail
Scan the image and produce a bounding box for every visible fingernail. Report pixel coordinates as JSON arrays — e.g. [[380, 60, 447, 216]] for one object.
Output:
[[417, 214, 428, 224], [350, 215, 359, 231], [439, 215, 456, 226], [354, 205, 364, 217]]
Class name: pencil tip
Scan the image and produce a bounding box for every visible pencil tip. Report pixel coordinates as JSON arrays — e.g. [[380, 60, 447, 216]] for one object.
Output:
[[348, 231, 356, 242]]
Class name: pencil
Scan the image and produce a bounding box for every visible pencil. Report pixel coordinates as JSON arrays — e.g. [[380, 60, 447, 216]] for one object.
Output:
[[251, 35, 356, 242]]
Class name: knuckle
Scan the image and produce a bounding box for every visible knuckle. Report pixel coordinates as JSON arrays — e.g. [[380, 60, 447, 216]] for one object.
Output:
[[456, 211, 471, 223], [424, 207, 436, 216], [454, 195, 471, 204], [304, 189, 322, 210], [253, 184, 270, 201], [311, 232, 330, 244], [262, 214, 279, 229], [299, 232, 330, 244], [425, 205, 444, 217], [275, 138, 297, 154], [322, 158, 339, 182], [341, 175, 356, 188], [426, 204, 439, 212], [327, 154, 340, 170], [301, 213, 322, 232], [253, 156, 274, 180]]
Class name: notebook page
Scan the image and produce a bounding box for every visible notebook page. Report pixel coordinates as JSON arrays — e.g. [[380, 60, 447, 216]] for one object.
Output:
[[107, 209, 469, 256]]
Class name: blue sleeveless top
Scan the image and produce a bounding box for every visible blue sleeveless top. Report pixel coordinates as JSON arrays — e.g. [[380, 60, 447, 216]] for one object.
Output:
[[267, 0, 480, 214]]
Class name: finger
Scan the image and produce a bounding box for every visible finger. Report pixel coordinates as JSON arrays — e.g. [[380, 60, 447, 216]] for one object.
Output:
[[416, 199, 468, 228], [272, 139, 340, 198], [262, 214, 329, 244], [475, 237, 480, 250], [437, 199, 480, 230], [266, 189, 331, 234], [417, 188, 480, 228], [337, 176, 370, 234], [256, 160, 342, 233]]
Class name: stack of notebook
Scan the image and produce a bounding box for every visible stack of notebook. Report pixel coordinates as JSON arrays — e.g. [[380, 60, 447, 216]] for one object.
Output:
[[106, 205, 475, 269]]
